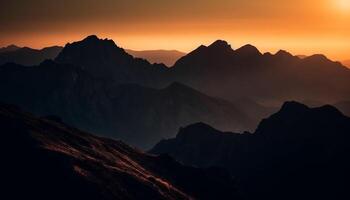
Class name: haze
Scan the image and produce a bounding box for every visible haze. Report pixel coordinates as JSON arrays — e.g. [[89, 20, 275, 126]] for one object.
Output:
[[0, 0, 349, 60]]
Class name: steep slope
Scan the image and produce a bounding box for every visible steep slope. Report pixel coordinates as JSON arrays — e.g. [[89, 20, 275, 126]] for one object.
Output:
[[0, 103, 239, 200], [0, 61, 256, 149], [0, 46, 62, 65], [171, 41, 350, 105], [151, 102, 350, 200], [55, 35, 168, 87], [125, 49, 186, 67]]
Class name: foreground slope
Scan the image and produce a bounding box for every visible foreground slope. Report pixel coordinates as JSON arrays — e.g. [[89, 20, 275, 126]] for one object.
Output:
[[151, 102, 350, 200], [1, 104, 239, 200]]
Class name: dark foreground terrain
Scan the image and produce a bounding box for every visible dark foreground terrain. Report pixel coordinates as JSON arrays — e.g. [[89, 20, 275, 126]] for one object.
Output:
[[0, 104, 239, 200]]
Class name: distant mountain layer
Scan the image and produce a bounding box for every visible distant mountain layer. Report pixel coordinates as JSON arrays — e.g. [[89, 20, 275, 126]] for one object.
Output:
[[3, 36, 350, 105], [54, 35, 350, 105], [151, 102, 350, 200], [126, 49, 186, 67], [0, 60, 265, 149], [171, 40, 350, 105], [0, 103, 239, 200], [0, 44, 20, 53], [0, 46, 63, 65]]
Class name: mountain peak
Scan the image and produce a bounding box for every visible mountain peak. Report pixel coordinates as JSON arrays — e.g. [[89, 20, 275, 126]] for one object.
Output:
[[6, 44, 20, 49], [55, 35, 126, 64], [235, 44, 261, 57], [304, 54, 329, 62], [279, 101, 309, 113], [0, 44, 21, 53], [83, 35, 99, 42], [208, 40, 232, 50], [275, 50, 293, 58]]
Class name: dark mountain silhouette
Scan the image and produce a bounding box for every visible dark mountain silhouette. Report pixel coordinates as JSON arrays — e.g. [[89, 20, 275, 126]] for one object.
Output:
[[125, 49, 186, 67], [1, 35, 347, 147], [0, 61, 259, 149], [3, 37, 349, 107], [0, 103, 240, 200], [151, 102, 350, 200], [55, 35, 168, 87], [0, 44, 20, 53], [0, 45, 62, 65], [171, 40, 350, 105]]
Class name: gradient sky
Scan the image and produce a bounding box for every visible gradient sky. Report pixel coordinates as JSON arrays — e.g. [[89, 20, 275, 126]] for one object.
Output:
[[0, 0, 349, 60]]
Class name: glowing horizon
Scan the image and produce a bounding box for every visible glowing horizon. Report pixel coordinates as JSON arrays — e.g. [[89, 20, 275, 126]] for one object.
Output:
[[0, 0, 349, 61]]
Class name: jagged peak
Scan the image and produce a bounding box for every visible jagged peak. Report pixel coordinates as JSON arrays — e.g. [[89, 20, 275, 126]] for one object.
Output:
[[83, 35, 100, 42], [208, 40, 233, 50], [67, 35, 118, 48]]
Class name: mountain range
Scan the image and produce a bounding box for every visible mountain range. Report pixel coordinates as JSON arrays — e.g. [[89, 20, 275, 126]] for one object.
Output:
[[1, 35, 349, 149], [125, 49, 185, 67], [151, 101, 350, 200], [2, 35, 350, 199], [0, 43, 186, 67], [1, 103, 239, 200], [171, 40, 350, 105], [0, 45, 63, 65], [2, 36, 349, 106]]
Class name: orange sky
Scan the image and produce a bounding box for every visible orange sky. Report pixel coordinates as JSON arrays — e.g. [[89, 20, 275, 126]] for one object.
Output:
[[0, 0, 349, 60]]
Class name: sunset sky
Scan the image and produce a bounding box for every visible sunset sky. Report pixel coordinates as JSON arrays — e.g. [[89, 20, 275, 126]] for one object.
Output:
[[0, 0, 349, 60]]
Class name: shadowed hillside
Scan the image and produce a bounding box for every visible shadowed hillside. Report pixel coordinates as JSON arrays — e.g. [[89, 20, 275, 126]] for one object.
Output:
[[1, 103, 240, 200]]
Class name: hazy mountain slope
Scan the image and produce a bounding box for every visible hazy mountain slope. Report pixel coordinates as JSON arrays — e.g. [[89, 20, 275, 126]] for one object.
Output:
[[0, 61, 257, 149], [151, 102, 350, 200], [0, 103, 239, 200], [0, 46, 62, 65], [125, 49, 186, 67]]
